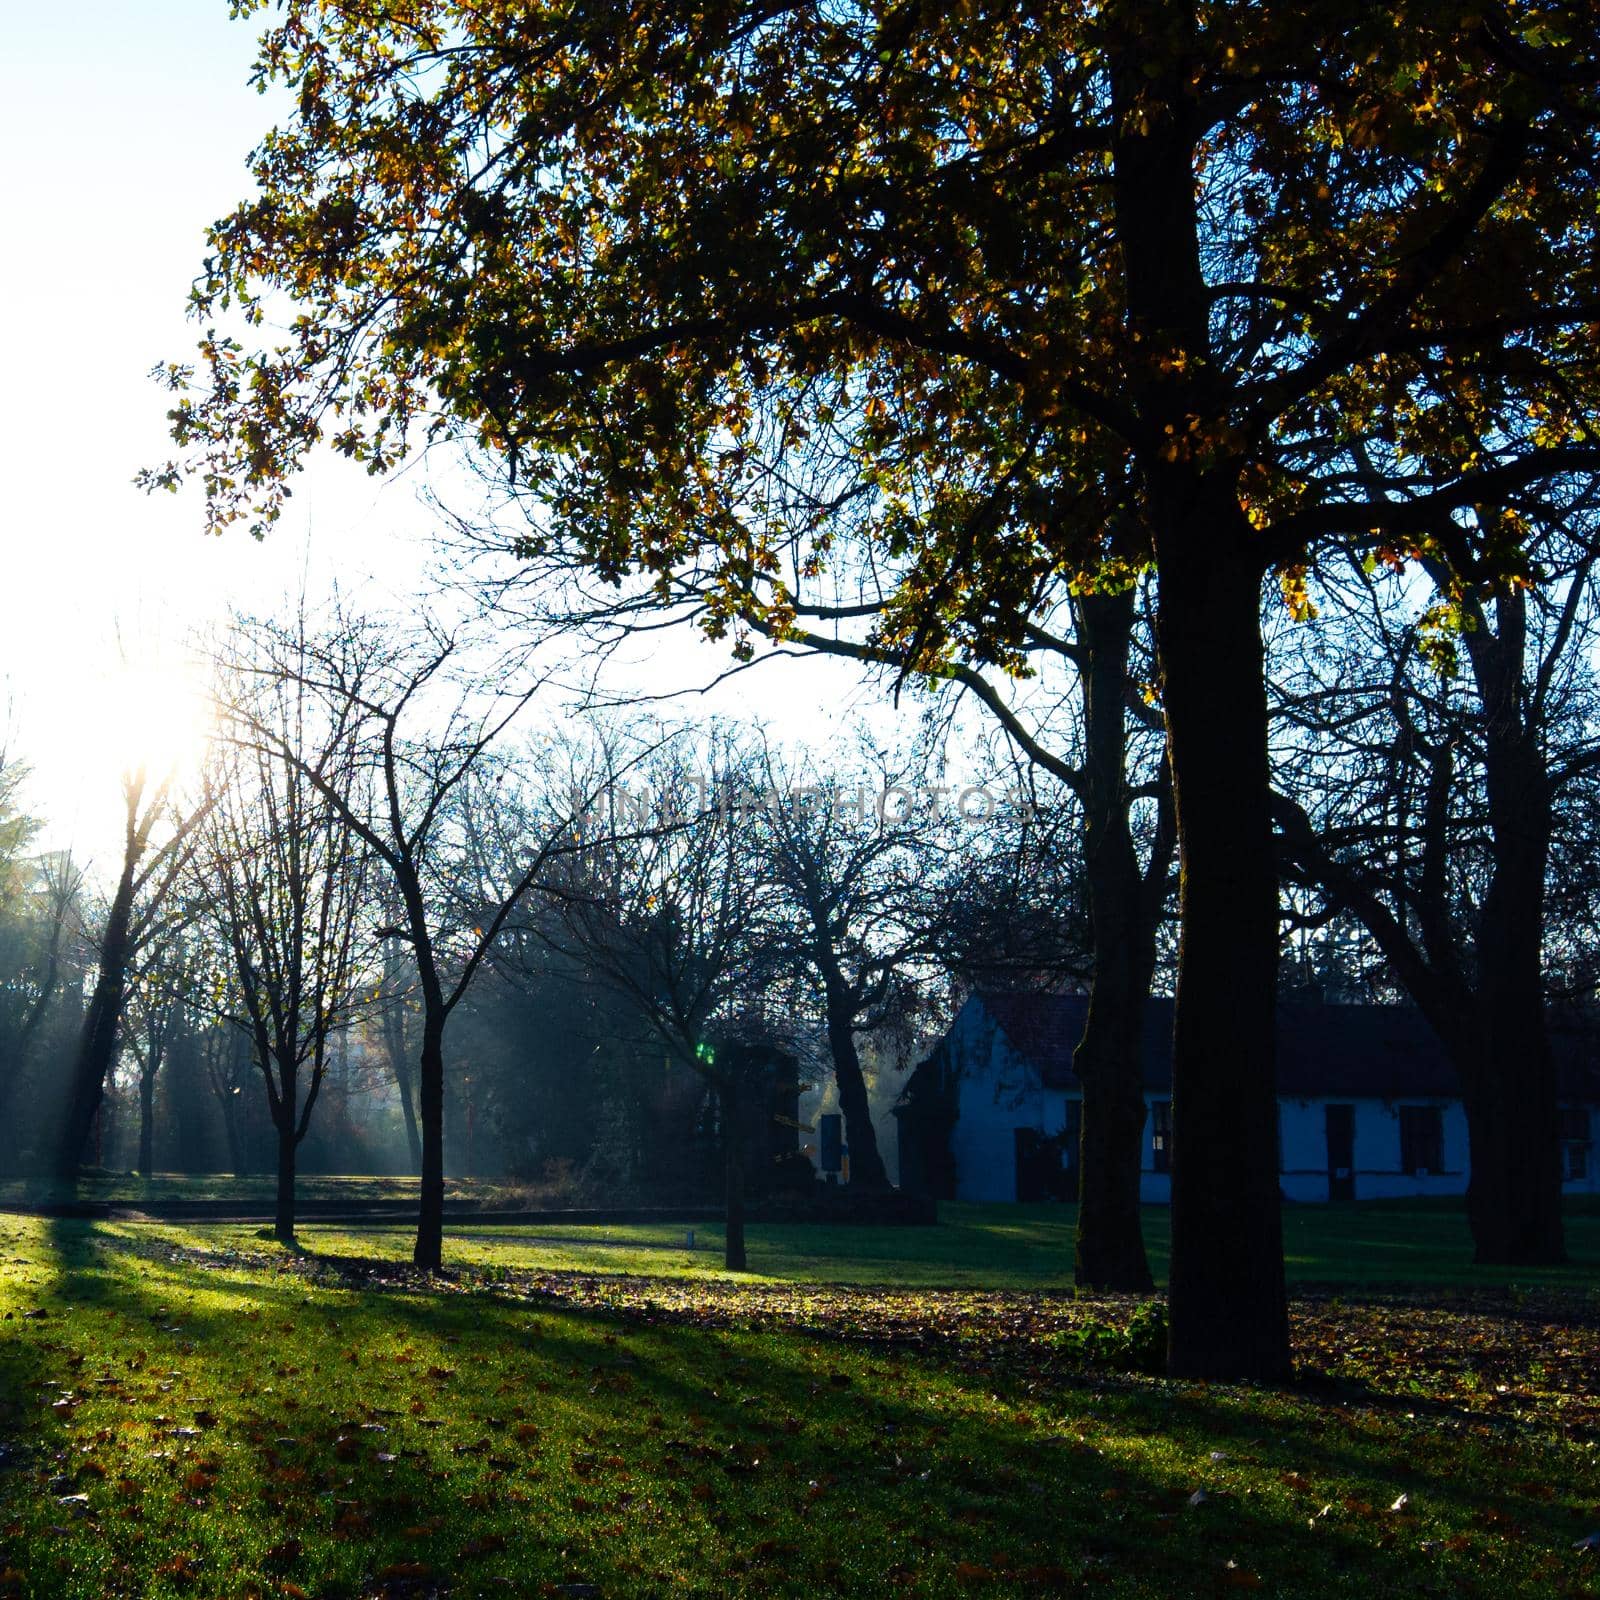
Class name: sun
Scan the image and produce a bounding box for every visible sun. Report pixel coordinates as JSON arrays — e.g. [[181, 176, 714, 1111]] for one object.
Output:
[[99, 660, 215, 788]]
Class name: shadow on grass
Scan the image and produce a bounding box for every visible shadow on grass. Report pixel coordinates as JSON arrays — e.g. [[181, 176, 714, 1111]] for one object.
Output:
[[0, 1219, 1593, 1598]]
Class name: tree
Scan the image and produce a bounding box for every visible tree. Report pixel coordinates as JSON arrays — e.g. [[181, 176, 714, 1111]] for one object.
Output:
[[541, 729, 785, 1269], [371, 887, 423, 1174], [154, 0, 1600, 1376], [202, 644, 371, 1243], [201, 1011, 261, 1178], [124, 943, 192, 1177], [220, 606, 606, 1268], [1273, 516, 1600, 1262], [54, 767, 212, 1182], [748, 735, 948, 1191], [462, 509, 1174, 1283], [0, 849, 85, 1173]]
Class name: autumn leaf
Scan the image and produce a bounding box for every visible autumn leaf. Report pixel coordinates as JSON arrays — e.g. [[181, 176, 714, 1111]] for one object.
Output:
[[264, 1538, 301, 1572]]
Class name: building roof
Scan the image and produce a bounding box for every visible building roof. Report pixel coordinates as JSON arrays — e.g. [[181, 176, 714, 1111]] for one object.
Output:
[[964, 990, 1600, 1102]]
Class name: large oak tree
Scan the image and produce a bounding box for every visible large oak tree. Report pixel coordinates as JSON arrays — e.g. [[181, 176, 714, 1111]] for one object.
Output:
[[154, 0, 1600, 1376]]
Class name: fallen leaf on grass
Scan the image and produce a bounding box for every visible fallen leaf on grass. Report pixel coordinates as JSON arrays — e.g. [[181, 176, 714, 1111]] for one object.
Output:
[[263, 1538, 301, 1572]]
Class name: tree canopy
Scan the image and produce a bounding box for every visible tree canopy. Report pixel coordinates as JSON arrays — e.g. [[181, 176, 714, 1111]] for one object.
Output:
[[156, 1, 1600, 649]]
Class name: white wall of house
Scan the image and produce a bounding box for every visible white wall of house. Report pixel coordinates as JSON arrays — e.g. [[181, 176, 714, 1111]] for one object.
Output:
[[946, 1039, 1062, 1204], [934, 1000, 1600, 1203], [1276, 1097, 1470, 1203]]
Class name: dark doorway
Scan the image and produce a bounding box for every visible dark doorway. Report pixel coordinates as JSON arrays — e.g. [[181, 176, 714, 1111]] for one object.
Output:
[[1014, 1126, 1075, 1202], [1325, 1103, 1355, 1201]]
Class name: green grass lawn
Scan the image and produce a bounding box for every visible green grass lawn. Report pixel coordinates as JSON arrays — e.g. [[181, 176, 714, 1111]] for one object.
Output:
[[9, 1178, 1596, 1294], [227, 1196, 1600, 1295], [0, 1209, 1597, 1598]]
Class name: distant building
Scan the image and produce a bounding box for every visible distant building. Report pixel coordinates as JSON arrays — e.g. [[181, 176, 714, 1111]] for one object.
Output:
[[894, 992, 1600, 1204]]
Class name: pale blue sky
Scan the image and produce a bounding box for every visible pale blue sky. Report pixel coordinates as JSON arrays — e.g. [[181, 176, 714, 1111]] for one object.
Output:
[[0, 3, 958, 867]]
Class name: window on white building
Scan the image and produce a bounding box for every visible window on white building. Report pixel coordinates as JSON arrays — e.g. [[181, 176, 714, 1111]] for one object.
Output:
[[1398, 1105, 1443, 1176]]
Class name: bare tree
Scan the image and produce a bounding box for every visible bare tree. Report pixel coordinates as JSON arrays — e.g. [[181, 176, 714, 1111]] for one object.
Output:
[[53, 766, 213, 1183], [123, 940, 196, 1177], [219, 605, 615, 1269], [468, 512, 1175, 1289], [1272, 513, 1600, 1264], [539, 729, 786, 1269], [749, 734, 950, 1189], [201, 646, 372, 1242]]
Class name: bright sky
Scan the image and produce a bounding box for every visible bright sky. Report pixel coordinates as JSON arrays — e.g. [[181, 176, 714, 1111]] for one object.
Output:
[[1, 1, 901, 874], [0, 3, 411, 860]]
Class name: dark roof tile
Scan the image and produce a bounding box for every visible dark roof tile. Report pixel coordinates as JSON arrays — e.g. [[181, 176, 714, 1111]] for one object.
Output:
[[969, 991, 1599, 1102]]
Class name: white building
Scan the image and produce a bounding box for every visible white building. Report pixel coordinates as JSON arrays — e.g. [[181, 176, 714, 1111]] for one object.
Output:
[[894, 992, 1600, 1205]]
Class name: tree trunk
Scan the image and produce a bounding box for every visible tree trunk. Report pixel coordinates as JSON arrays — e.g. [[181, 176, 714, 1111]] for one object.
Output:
[[1461, 610, 1565, 1264], [0, 936, 65, 1175], [1110, 17, 1288, 1379], [274, 1059, 298, 1246], [1461, 872, 1564, 1264], [0, 1057, 25, 1176], [55, 959, 130, 1181], [220, 1090, 245, 1179], [722, 1075, 747, 1271], [1461, 1044, 1564, 1264], [1074, 1026, 1155, 1292], [1155, 522, 1290, 1381], [1072, 588, 1159, 1292], [55, 866, 139, 1182], [823, 989, 888, 1189], [138, 1070, 156, 1177], [395, 1059, 423, 1174], [413, 1016, 446, 1271]]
